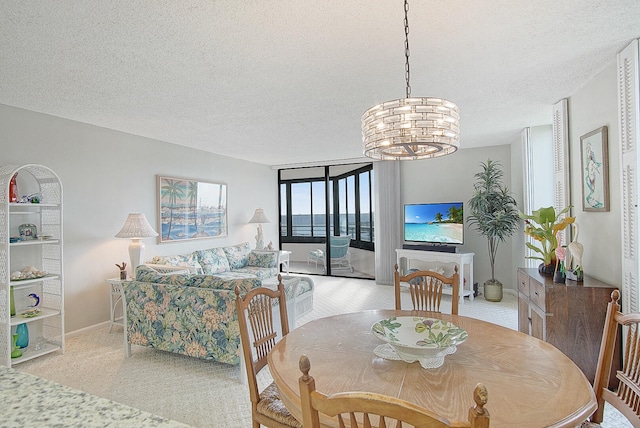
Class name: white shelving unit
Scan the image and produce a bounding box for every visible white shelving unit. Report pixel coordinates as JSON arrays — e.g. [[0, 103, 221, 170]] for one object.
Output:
[[0, 164, 64, 367]]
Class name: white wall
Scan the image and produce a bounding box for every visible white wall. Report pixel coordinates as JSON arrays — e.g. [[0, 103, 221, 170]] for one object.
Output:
[[568, 61, 622, 285], [1, 104, 278, 333], [400, 145, 516, 291]]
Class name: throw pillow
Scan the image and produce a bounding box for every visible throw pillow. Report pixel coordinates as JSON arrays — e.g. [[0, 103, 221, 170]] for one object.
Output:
[[196, 248, 231, 274], [149, 253, 204, 274], [247, 250, 278, 268], [222, 242, 251, 269]]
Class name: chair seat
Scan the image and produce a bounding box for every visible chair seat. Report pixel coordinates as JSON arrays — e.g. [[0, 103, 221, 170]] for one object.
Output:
[[257, 381, 302, 428]]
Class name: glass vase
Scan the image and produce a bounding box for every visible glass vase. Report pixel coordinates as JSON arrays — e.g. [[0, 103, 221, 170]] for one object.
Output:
[[10, 286, 15, 317], [11, 334, 22, 358], [16, 323, 29, 349]]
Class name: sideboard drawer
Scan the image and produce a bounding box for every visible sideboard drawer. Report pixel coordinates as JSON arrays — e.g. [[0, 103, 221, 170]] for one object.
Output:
[[517, 271, 529, 296], [529, 278, 545, 311]]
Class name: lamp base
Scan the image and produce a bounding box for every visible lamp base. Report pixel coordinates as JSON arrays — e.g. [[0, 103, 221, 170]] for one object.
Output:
[[128, 239, 145, 277], [255, 224, 265, 250]]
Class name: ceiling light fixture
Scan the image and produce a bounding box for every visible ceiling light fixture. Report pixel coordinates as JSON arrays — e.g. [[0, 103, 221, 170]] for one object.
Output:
[[362, 0, 460, 160]]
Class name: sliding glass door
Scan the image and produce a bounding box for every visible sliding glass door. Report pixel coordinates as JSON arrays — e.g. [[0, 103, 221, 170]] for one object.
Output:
[[278, 163, 374, 279]]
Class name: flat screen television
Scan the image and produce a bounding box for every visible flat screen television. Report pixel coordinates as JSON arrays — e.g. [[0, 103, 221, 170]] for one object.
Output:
[[404, 202, 464, 245]]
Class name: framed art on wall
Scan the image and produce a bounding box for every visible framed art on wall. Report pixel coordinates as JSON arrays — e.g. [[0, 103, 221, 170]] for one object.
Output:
[[580, 126, 609, 212], [157, 175, 228, 242]]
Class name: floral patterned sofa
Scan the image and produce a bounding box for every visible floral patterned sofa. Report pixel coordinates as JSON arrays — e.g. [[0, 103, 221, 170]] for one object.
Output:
[[147, 242, 279, 280], [122, 265, 264, 365], [122, 243, 314, 365]]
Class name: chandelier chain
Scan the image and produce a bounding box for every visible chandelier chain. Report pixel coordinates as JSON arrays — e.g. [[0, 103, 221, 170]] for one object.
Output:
[[404, 0, 411, 98]]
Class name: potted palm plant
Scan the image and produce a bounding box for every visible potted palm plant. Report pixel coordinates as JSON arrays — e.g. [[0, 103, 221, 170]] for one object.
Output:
[[467, 160, 520, 302]]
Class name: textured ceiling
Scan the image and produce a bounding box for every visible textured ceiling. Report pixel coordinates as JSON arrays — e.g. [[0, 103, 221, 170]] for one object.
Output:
[[1, 1, 639, 167]]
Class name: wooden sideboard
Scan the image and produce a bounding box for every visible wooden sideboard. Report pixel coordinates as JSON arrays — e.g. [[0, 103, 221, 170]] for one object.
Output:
[[517, 268, 619, 384]]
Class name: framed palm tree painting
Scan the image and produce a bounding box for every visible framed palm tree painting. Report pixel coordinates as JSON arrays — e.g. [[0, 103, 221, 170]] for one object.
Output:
[[157, 175, 228, 242]]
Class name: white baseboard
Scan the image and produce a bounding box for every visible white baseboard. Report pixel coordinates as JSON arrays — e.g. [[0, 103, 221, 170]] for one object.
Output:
[[66, 321, 113, 339]]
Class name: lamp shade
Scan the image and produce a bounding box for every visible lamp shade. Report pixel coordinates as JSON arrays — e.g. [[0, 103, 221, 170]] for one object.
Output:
[[115, 213, 159, 239], [248, 208, 271, 224], [115, 213, 158, 274]]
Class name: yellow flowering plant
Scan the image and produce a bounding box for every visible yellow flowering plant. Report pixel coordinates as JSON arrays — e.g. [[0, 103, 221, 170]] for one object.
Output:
[[518, 206, 575, 266]]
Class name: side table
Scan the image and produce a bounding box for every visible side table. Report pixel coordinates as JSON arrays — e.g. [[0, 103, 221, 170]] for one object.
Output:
[[105, 278, 131, 332], [279, 250, 292, 274]]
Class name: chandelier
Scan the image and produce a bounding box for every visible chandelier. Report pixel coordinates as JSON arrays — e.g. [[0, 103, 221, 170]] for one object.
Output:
[[362, 0, 460, 160]]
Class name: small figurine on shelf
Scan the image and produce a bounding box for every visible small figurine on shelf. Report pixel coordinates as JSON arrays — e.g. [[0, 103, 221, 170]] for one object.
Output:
[[116, 262, 127, 280], [28, 293, 40, 308], [267, 241, 274, 250]]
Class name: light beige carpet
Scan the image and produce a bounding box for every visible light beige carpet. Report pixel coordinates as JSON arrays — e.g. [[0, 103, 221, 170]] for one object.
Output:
[[17, 275, 630, 427]]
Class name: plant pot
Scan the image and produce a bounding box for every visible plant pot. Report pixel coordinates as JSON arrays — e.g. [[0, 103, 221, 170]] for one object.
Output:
[[484, 279, 503, 302], [538, 263, 555, 276]]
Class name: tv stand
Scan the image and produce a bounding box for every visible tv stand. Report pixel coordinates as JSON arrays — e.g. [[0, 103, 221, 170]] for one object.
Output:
[[396, 249, 475, 303], [402, 243, 456, 253]]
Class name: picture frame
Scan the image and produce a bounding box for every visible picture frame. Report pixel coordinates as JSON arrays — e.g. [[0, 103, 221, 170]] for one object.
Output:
[[157, 175, 228, 243], [580, 126, 609, 212]]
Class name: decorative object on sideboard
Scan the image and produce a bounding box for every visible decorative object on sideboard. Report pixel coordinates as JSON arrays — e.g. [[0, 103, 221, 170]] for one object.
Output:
[[565, 223, 584, 282], [553, 244, 566, 283], [580, 126, 609, 212], [157, 175, 228, 242], [467, 160, 519, 302], [361, 0, 460, 161], [518, 206, 575, 276], [116, 262, 127, 280], [248, 208, 271, 250], [115, 213, 158, 274]]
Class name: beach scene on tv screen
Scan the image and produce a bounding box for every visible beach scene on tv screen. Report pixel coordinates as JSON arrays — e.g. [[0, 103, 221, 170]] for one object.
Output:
[[404, 203, 464, 244]]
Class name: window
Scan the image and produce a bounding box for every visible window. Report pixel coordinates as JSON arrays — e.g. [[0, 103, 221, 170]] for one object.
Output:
[[279, 164, 373, 250]]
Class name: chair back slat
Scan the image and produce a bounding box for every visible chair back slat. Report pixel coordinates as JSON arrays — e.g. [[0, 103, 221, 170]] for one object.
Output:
[[298, 354, 489, 428], [235, 276, 290, 405], [394, 264, 459, 315], [590, 289, 640, 426]]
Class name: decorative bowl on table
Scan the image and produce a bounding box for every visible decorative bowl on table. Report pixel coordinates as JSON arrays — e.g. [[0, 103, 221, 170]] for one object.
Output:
[[371, 317, 468, 367]]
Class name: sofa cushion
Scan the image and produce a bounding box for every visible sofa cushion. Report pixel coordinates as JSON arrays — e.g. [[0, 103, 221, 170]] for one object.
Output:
[[222, 242, 251, 269], [189, 275, 261, 292], [149, 253, 204, 274], [196, 247, 231, 274], [136, 265, 195, 286], [247, 250, 278, 268], [234, 266, 278, 280], [209, 271, 260, 280]]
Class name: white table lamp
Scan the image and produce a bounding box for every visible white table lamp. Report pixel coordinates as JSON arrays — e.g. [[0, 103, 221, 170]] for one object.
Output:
[[115, 213, 159, 274], [248, 208, 271, 249]]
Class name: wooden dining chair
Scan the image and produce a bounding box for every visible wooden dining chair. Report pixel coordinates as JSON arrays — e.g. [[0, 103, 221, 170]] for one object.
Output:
[[584, 289, 640, 427], [298, 354, 489, 428], [394, 264, 460, 315], [235, 276, 302, 428]]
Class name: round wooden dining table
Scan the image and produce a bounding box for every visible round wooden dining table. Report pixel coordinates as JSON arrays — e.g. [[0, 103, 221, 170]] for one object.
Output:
[[267, 310, 597, 428]]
